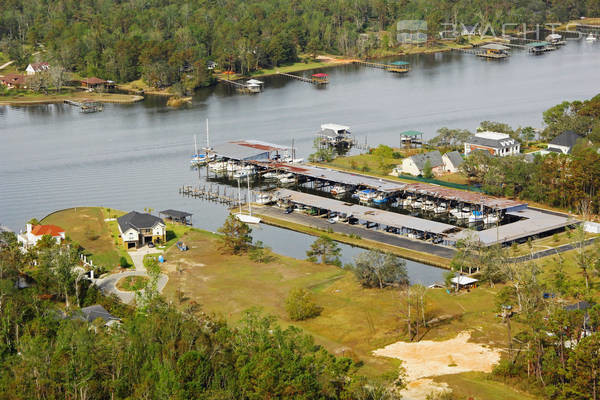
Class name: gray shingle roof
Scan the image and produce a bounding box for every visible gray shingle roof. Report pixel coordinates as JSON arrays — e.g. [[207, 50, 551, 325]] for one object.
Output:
[[76, 305, 119, 323], [443, 151, 464, 168], [549, 130, 583, 152], [117, 211, 164, 232], [466, 135, 517, 149], [409, 150, 443, 170]]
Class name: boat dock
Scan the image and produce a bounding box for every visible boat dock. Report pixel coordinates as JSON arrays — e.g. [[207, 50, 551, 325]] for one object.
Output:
[[218, 78, 262, 93], [179, 185, 242, 206], [352, 60, 410, 73], [278, 72, 329, 85], [64, 99, 103, 113]]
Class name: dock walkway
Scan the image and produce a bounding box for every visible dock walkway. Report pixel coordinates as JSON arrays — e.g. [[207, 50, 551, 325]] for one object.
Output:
[[277, 72, 329, 85]]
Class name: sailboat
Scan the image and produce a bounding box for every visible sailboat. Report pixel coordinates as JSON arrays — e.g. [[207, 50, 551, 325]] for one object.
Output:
[[234, 176, 261, 224], [190, 119, 214, 165]]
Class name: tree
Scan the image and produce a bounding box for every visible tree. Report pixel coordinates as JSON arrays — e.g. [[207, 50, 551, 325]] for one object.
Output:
[[352, 250, 408, 289], [285, 288, 322, 321], [422, 160, 433, 179], [429, 127, 471, 148], [218, 214, 252, 254], [373, 144, 394, 172], [565, 334, 600, 399], [306, 235, 341, 265]]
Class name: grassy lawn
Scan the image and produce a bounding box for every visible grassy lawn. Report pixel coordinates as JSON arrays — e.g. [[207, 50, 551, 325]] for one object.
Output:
[[116, 275, 148, 291], [41, 207, 123, 270], [0, 90, 143, 105], [250, 59, 337, 77], [507, 230, 599, 258], [434, 372, 540, 400], [160, 230, 516, 378], [435, 172, 470, 185]]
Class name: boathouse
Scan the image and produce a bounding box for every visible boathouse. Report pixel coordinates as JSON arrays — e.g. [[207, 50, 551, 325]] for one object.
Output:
[[399, 130, 423, 147], [478, 44, 510, 58], [387, 61, 410, 73], [311, 73, 329, 84], [211, 140, 290, 162], [159, 209, 193, 225]]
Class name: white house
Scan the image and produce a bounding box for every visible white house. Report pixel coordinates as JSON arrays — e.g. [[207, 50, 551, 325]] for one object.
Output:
[[393, 150, 444, 176], [17, 223, 65, 249], [442, 151, 464, 173], [117, 211, 166, 249], [464, 132, 520, 157], [25, 62, 50, 75], [545, 130, 584, 155]]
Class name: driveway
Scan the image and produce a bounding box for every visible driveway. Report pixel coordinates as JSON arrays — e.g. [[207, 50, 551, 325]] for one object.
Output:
[[93, 245, 168, 305]]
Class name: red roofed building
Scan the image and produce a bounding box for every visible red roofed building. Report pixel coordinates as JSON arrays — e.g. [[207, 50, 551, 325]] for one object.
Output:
[[0, 73, 27, 89], [26, 62, 50, 75], [18, 223, 66, 249]]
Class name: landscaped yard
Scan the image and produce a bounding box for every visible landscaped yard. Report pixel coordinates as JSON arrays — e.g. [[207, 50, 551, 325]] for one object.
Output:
[[116, 275, 149, 291]]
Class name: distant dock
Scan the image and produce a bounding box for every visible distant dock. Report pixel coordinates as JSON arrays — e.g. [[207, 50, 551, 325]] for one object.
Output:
[[64, 99, 103, 113], [278, 72, 329, 85]]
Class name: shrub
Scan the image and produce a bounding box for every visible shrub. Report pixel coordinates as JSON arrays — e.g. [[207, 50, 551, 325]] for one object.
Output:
[[119, 256, 129, 268], [285, 288, 322, 321]]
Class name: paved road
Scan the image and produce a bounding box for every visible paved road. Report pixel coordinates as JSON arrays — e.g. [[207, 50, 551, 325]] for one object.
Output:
[[257, 206, 457, 259], [93, 246, 168, 304], [509, 236, 600, 263]]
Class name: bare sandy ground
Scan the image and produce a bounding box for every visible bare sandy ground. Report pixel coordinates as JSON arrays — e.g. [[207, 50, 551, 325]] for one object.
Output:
[[402, 379, 450, 400], [373, 331, 501, 381]]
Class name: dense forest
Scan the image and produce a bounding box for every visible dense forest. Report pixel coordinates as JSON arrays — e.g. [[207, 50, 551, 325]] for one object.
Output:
[[1, 0, 599, 88]]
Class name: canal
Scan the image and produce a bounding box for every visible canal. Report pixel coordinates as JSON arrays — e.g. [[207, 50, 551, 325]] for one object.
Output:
[[1, 40, 598, 283]]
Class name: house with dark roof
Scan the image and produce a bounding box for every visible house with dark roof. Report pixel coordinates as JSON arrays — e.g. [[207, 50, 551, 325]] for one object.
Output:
[[546, 131, 584, 154], [25, 62, 50, 75], [394, 150, 444, 176], [464, 132, 520, 157], [71, 305, 121, 327], [117, 211, 165, 249], [442, 151, 464, 173], [17, 223, 65, 249]]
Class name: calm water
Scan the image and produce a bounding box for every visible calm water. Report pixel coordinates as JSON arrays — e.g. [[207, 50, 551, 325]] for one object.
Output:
[[1, 40, 598, 284]]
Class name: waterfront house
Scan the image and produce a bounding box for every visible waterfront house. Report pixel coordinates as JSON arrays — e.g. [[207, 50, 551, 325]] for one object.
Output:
[[117, 211, 166, 249], [442, 151, 464, 173], [464, 132, 520, 157], [17, 224, 65, 249], [546, 130, 584, 154], [81, 77, 109, 90], [25, 62, 50, 75], [395, 150, 444, 176], [0, 73, 27, 89]]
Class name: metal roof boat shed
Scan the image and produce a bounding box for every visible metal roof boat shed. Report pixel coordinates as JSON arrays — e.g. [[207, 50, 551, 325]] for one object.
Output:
[[159, 209, 193, 225], [211, 140, 289, 161], [275, 189, 457, 236]]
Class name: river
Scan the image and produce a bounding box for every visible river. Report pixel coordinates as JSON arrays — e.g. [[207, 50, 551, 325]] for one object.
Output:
[[1, 40, 598, 284]]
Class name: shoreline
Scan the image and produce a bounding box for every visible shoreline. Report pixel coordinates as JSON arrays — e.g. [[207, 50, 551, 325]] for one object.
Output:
[[0, 92, 144, 106]]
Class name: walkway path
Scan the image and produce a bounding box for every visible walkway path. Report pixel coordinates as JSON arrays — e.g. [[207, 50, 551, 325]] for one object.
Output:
[[93, 246, 168, 304], [0, 60, 14, 70]]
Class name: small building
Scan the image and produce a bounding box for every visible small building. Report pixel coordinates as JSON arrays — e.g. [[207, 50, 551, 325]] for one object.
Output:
[[17, 224, 65, 249], [464, 132, 520, 157], [399, 130, 423, 148], [386, 61, 410, 73], [159, 209, 193, 225], [318, 124, 354, 149], [395, 150, 444, 177], [546, 130, 584, 154], [72, 305, 121, 327], [0, 73, 27, 89], [451, 276, 478, 289], [461, 25, 479, 36], [442, 151, 464, 173], [527, 41, 553, 54], [25, 62, 50, 75], [117, 211, 166, 249], [478, 43, 510, 59], [311, 73, 329, 84], [81, 77, 110, 89], [207, 60, 218, 70]]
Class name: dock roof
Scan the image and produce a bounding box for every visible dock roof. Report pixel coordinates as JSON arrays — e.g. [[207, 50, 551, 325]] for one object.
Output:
[[159, 209, 192, 219], [527, 41, 550, 47], [390, 61, 410, 66], [275, 189, 457, 235], [481, 43, 510, 50], [400, 130, 423, 137]]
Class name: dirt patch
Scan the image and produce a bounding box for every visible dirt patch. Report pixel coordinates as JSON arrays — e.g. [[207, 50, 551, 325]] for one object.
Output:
[[402, 378, 450, 400], [372, 331, 501, 381]]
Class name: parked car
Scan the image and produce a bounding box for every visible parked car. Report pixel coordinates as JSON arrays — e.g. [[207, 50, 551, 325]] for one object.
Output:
[[284, 207, 294, 214], [328, 218, 337, 224], [148, 242, 155, 248]]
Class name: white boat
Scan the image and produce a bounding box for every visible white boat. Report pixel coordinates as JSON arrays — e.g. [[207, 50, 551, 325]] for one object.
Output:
[[434, 203, 448, 214], [402, 196, 413, 208], [450, 207, 470, 219], [234, 176, 261, 224], [232, 166, 256, 179], [586, 33, 597, 42], [255, 192, 274, 205], [422, 200, 435, 212], [191, 120, 214, 165], [227, 162, 241, 172], [278, 173, 296, 184], [209, 161, 227, 172], [331, 185, 347, 196], [358, 189, 377, 203], [262, 171, 279, 179], [469, 211, 483, 224], [484, 214, 500, 225], [411, 199, 423, 209]]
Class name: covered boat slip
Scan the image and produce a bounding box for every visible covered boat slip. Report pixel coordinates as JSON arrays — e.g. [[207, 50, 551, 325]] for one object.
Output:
[[210, 140, 291, 161], [447, 208, 576, 246], [275, 188, 457, 240]]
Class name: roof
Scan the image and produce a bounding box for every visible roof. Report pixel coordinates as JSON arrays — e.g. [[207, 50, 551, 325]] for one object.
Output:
[[466, 132, 517, 149], [321, 123, 350, 133], [0, 73, 26, 85], [246, 79, 263, 85], [159, 209, 192, 219], [408, 150, 443, 170], [564, 301, 592, 311], [117, 211, 164, 232], [211, 142, 272, 161], [451, 276, 478, 285], [75, 305, 119, 324], [390, 61, 410, 66], [481, 43, 510, 50], [549, 130, 583, 151], [275, 189, 457, 235], [81, 77, 107, 85], [547, 34, 562, 40], [400, 130, 423, 137], [443, 151, 464, 168], [312, 73, 328, 77], [31, 224, 64, 237], [28, 62, 49, 71], [230, 139, 289, 152], [528, 41, 550, 47]]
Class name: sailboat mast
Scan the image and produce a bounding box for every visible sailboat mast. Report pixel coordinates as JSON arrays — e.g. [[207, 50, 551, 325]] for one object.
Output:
[[247, 176, 252, 216], [206, 118, 210, 149], [194, 134, 198, 156], [238, 179, 242, 214]]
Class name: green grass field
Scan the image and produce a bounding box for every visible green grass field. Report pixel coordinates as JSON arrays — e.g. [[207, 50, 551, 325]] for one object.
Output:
[[434, 372, 541, 400]]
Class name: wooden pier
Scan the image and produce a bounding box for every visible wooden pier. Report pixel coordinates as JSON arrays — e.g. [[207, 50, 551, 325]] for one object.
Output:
[[64, 99, 103, 113], [179, 185, 242, 205], [277, 72, 329, 85], [352, 60, 410, 73], [218, 78, 261, 93]]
